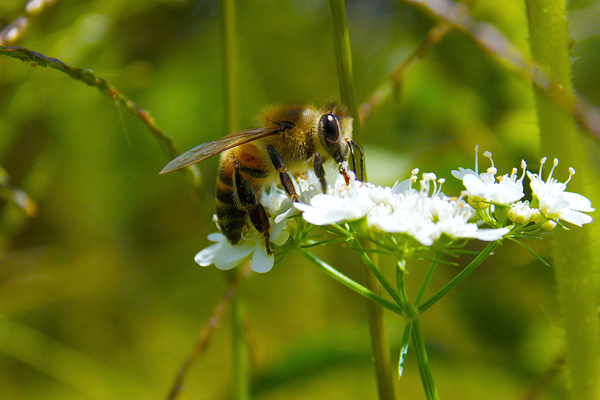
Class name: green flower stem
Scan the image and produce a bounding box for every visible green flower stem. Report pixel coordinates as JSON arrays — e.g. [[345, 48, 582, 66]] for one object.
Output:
[[414, 257, 439, 307], [221, 0, 239, 135], [328, 2, 394, 398], [299, 248, 403, 316], [361, 252, 396, 400], [526, 0, 600, 398], [221, 1, 248, 399], [395, 262, 415, 319], [231, 282, 249, 400], [356, 245, 403, 306], [418, 241, 499, 314], [327, 0, 364, 172], [411, 319, 439, 400], [300, 246, 402, 398], [397, 264, 438, 398]]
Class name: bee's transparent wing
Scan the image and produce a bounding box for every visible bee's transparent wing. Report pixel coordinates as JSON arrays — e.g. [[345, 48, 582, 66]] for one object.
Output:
[[160, 126, 282, 174]]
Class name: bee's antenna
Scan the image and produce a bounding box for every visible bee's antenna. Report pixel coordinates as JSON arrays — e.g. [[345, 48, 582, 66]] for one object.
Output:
[[349, 140, 364, 181]]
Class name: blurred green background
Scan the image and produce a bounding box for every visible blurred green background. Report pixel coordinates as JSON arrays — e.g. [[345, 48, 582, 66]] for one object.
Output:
[[1, 0, 599, 399]]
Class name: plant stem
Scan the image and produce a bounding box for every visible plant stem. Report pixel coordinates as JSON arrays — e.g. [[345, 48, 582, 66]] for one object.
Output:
[[0, 45, 203, 192], [231, 282, 249, 400], [221, 0, 239, 134], [327, 0, 364, 166], [329, 2, 394, 398], [414, 257, 439, 307], [221, 1, 248, 399], [526, 0, 600, 398], [299, 249, 403, 316], [411, 319, 439, 400], [418, 241, 499, 314], [361, 254, 397, 400], [356, 245, 403, 306], [396, 264, 438, 398]]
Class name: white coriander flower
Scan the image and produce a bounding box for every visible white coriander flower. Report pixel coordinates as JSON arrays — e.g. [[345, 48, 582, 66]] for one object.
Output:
[[194, 148, 594, 274], [294, 171, 374, 225], [527, 158, 594, 227], [195, 216, 290, 273], [366, 173, 509, 245], [195, 182, 293, 274], [295, 168, 509, 246], [452, 146, 525, 206], [508, 201, 541, 224], [275, 170, 323, 223]]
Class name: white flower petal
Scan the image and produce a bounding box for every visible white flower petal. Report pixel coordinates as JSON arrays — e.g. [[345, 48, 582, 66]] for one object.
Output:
[[195, 242, 223, 267], [463, 173, 491, 196], [556, 209, 593, 227], [273, 231, 289, 246], [470, 227, 510, 241], [251, 243, 274, 273], [274, 206, 297, 223], [217, 241, 254, 264], [295, 195, 366, 225], [562, 192, 595, 212], [528, 161, 594, 226], [412, 232, 435, 246], [451, 167, 477, 180], [214, 257, 247, 271], [207, 232, 225, 242]]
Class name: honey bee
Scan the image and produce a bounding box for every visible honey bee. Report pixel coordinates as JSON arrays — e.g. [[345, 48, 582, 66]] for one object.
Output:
[[160, 102, 363, 254]]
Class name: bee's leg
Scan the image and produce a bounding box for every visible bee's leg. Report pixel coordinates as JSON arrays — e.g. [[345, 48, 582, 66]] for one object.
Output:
[[233, 168, 272, 254], [266, 145, 298, 201], [349, 140, 364, 181], [249, 203, 272, 255], [312, 153, 327, 194], [233, 168, 258, 212]]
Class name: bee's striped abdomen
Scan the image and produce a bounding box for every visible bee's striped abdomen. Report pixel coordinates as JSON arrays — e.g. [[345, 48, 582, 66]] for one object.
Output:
[[215, 147, 269, 245], [215, 158, 247, 244]]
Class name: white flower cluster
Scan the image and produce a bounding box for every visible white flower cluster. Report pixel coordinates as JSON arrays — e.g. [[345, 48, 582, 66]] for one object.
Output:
[[195, 147, 594, 273], [452, 148, 594, 229], [527, 158, 593, 229], [295, 170, 510, 246], [195, 185, 292, 273]]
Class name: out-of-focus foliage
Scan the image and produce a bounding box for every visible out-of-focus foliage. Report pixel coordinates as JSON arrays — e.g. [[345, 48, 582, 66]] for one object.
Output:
[[0, 0, 598, 399]]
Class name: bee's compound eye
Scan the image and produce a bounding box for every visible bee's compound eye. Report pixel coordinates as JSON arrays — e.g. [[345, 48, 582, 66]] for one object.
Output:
[[321, 114, 339, 143]]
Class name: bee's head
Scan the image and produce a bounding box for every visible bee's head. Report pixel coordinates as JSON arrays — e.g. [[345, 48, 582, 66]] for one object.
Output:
[[318, 109, 353, 165]]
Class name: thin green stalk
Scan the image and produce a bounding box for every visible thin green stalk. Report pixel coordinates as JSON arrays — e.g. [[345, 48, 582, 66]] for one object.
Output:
[[526, 1, 600, 398], [395, 262, 415, 319], [329, 3, 394, 398], [356, 245, 403, 306], [418, 241, 499, 314], [221, 1, 248, 398], [327, 0, 364, 160], [231, 284, 249, 400], [411, 319, 439, 400], [299, 249, 403, 316], [414, 256, 439, 307], [0, 46, 202, 191], [396, 265, 437, 397], [221, 0, 239, 134], [360, 254, 396, 400]]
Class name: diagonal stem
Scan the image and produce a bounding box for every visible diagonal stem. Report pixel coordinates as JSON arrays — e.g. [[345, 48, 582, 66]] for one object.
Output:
[[418, 241, 499, 314], [396, 264, 438, 399], [299, 248, 403, 316]]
